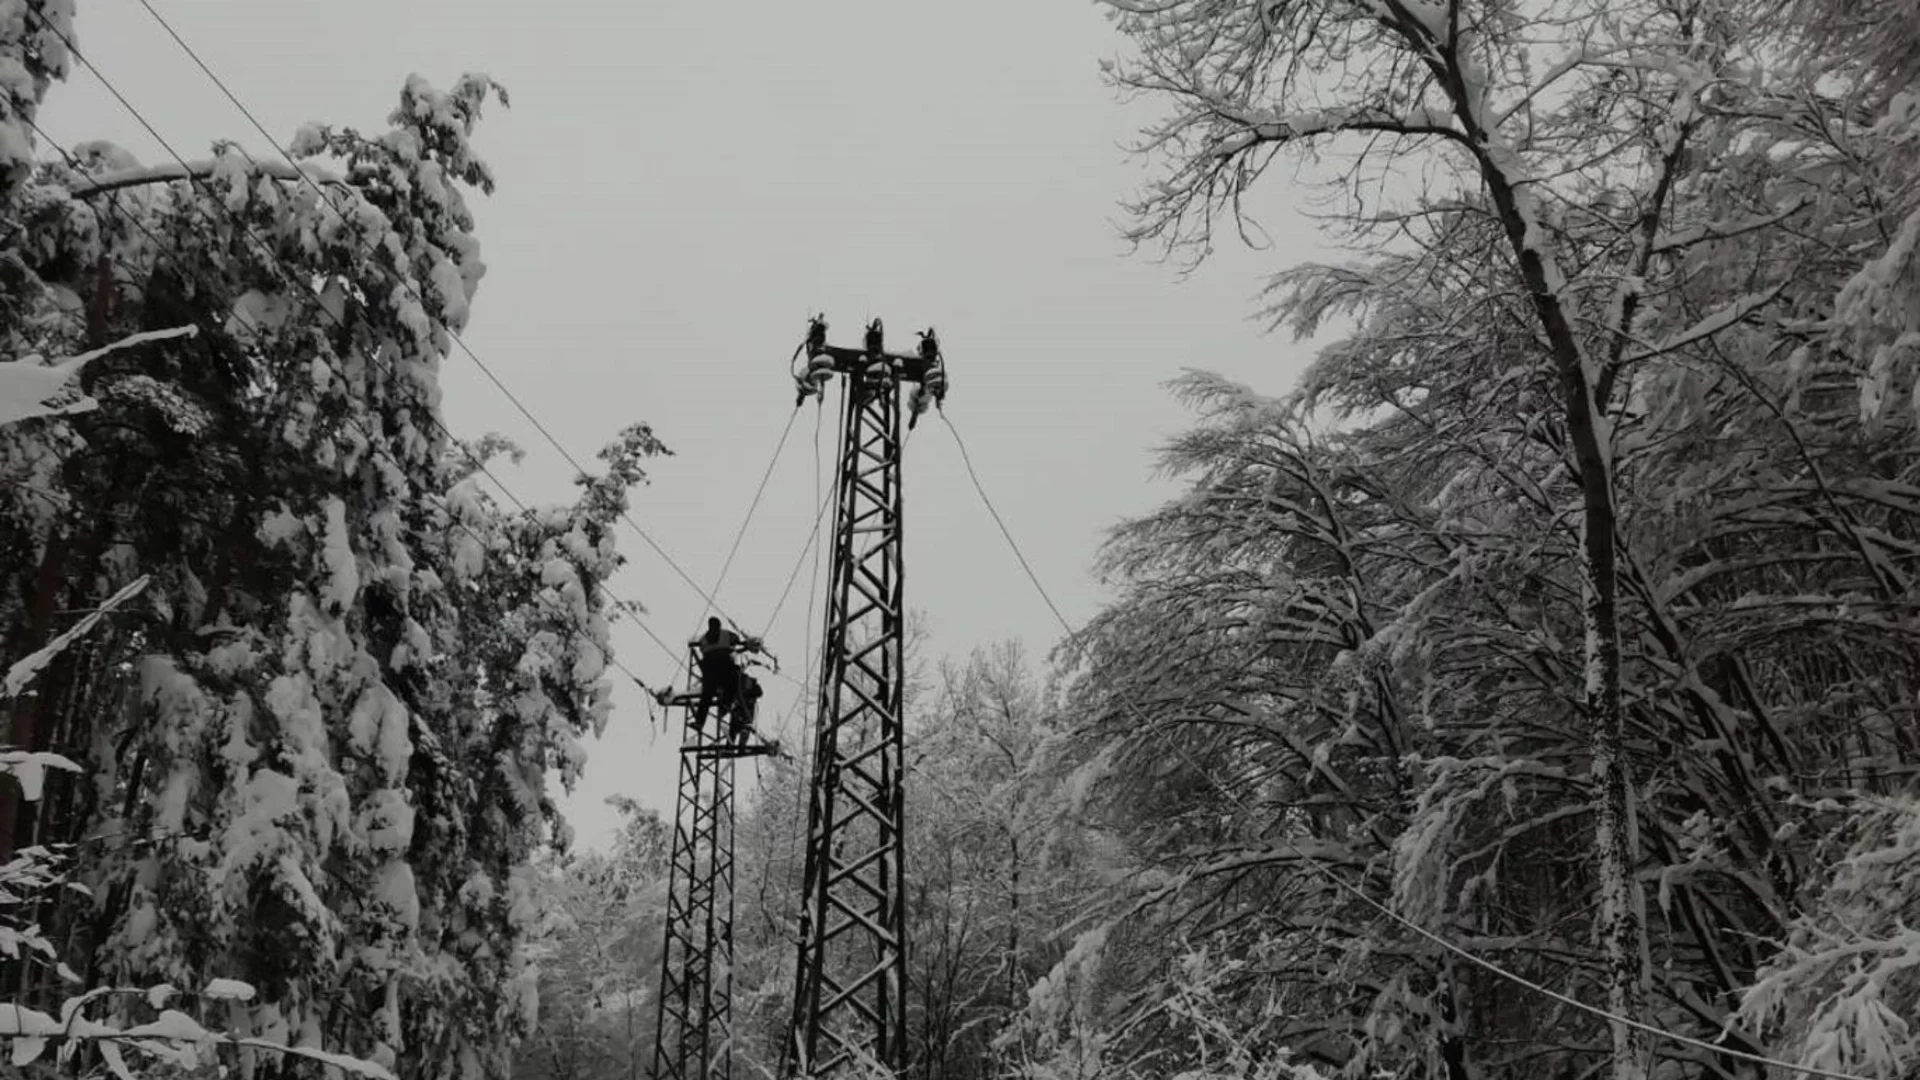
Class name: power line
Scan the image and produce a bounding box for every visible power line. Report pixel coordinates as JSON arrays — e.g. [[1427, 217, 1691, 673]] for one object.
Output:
[[938, 412, 1073, 635], [760, 474, 835, 640], [937, 413, 1868, 1080], [755, 392, 840, 696], [125, 0, 744, 633], [19, 27, 507, 515], [779, 398, 830, 732], [625, 610, 691, 681], [777, 390, 831, 938], [45, 17, 699, 686], [43, 151, 666, 698], [709, 403, 801, 620], [25, 112, 671, 692], [17, 36, 687, 688]]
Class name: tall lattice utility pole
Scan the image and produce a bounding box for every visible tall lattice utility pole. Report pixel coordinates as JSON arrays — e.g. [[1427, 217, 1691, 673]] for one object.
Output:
[[784, 316, 947, 1078], [651, 645, 776, 1080]]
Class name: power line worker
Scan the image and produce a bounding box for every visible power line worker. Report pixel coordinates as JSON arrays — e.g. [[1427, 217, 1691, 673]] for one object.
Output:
[[691, 617, 751, 732], [731, 674, 764, 746]]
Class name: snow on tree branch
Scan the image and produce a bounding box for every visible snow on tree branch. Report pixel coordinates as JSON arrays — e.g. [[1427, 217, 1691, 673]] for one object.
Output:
[[0, 325, 198, 427], [2, 575, 149, 699], [63, 157, 347, 199]]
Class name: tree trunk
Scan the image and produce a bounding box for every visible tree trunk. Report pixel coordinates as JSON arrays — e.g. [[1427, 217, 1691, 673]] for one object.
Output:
[[0, 529, 73, 864], [1477, 162, 1649, 1080]]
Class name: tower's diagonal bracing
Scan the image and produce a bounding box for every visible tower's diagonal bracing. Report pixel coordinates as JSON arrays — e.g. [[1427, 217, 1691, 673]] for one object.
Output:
[[785, 317, 946, 1079]]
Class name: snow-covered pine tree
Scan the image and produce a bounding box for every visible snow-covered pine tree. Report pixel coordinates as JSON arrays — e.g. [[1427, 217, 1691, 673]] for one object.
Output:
[[0, 61, 664, 1080], [0, 0, 74, 215]]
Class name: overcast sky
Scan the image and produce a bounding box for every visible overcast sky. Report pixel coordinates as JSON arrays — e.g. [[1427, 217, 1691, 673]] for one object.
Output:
[[39, 0, 1329, 850]]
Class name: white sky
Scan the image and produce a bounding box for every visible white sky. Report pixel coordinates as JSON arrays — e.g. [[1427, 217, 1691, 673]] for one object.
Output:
[[38, 0, 1328, 850]]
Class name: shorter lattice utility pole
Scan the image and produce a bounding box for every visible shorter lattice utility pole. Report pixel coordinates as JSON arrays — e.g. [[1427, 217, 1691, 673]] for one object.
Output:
[[650, 643, 778, 1080]]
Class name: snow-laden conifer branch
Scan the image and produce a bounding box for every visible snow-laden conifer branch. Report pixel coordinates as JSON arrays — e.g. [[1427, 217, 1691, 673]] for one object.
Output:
[[64, 157, 347, 198], [1, 575, 148, 700]]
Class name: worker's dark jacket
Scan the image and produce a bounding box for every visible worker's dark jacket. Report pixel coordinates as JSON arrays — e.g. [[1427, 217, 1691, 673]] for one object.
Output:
[[699, 629, 741, 664]]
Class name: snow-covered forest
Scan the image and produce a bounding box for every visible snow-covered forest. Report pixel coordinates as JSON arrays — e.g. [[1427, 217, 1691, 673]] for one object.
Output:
[[6, 0, 1920, 1079]]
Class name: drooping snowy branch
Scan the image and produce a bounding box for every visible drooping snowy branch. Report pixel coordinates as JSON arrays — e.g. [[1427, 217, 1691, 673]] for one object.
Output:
[[0, 326, 198, 427], [64, 157, 347, 199], [2, 575, 149, 698]]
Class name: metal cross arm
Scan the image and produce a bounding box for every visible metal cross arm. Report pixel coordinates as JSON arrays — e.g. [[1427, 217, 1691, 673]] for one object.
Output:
[[793, 317, 949, 423]]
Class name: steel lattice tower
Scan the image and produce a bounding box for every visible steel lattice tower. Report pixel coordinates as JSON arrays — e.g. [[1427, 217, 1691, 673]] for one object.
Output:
[[784, 317, 946, 1078], [652, 647, 775, 1080]]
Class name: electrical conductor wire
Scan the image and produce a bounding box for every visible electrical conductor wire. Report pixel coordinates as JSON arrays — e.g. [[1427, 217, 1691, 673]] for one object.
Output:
[[708, 405, 802, 619], [124, 0, 745, 634], [25, 112, 673, 689], [16, 44, 684, 686]]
